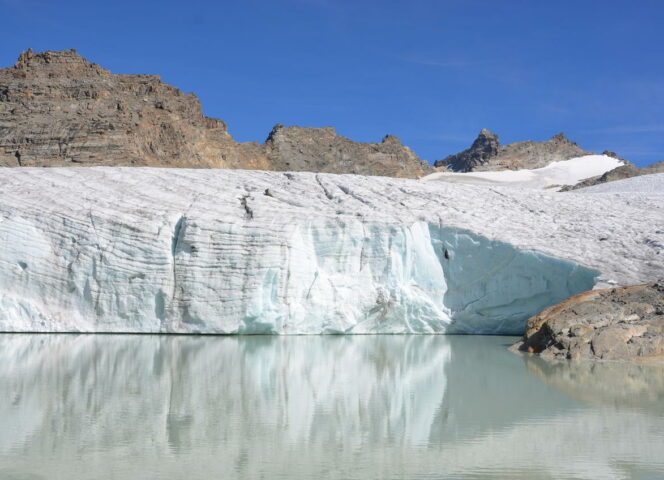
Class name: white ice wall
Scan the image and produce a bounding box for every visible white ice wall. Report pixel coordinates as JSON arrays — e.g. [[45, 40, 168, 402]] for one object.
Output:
[[0, 168, 660, 334], [0, 213, 596, 334]]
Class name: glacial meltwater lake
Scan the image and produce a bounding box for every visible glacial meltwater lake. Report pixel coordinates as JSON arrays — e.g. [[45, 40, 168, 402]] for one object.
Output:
[[0, 335, 663, 480]]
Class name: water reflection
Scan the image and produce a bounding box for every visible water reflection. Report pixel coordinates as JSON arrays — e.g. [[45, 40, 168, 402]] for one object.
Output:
[[522, 354, 664, 412], [0, 334, 662, 480]]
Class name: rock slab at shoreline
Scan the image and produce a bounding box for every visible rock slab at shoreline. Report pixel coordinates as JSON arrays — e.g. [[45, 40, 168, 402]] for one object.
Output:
[[511, 282, 664, 362]]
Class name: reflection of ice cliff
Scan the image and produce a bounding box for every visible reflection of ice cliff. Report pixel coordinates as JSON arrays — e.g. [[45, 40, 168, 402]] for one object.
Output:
[[1, 335, 663, 479]]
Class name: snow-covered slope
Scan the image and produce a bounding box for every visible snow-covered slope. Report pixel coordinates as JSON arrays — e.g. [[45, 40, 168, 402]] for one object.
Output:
[[0, 167, 661, 334], [422, 155, 623, 190], [575, 172, 664, 194]]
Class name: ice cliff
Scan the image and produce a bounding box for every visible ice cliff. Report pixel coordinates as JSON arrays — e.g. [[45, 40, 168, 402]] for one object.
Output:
[[0, 168, 661, 334]]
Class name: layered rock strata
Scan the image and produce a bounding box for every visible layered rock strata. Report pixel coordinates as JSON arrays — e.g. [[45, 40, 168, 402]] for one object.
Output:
[[0, 49, 431, 177]]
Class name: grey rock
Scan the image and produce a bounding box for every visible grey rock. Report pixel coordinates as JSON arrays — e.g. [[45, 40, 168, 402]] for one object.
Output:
[[511, 282, 664, 362], [435, 129, 592, 172], [563, 159, 664, 191]]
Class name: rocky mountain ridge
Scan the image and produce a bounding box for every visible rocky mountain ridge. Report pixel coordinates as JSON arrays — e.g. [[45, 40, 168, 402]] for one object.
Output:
[[2, 49, 659, 183], [0, 49, 432, 178], [435, 128, 593, 172]]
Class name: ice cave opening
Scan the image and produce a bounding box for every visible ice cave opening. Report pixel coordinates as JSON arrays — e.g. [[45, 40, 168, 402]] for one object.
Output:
[[426, 224, 599, 334]]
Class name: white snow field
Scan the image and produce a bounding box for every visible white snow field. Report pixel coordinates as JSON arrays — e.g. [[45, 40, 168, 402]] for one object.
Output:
[[575, 172, 664, 194], [422, 154, 623, 190], [0, 167, 661, 334]]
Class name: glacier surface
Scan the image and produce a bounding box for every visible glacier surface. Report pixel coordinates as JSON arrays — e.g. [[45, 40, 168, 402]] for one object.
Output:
[[0, 167, 661, 334]]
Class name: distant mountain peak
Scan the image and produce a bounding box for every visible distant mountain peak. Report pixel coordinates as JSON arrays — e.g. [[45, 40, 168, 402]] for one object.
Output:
[[435, 129, 592, 172]]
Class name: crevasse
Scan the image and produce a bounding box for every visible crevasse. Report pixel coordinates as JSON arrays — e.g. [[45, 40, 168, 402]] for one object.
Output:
[[0, 212, 598, 334]]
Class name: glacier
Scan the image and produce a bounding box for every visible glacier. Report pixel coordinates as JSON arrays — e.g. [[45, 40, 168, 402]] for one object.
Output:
[[0, 167, 661, 334]]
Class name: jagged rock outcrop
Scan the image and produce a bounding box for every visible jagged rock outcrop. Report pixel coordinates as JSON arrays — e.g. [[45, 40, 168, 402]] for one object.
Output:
[[0, 49, 431, 177], [0, 49, 268, 169], [433, 128, 499, 172], [436, 129, 592, 172], [264, 125, 432, 178], [512, 283, 664, 362], [563, 156, 664, 191]]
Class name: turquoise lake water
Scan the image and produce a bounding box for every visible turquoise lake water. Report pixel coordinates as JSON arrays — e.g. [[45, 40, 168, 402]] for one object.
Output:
[[0, 334, 662, 479]]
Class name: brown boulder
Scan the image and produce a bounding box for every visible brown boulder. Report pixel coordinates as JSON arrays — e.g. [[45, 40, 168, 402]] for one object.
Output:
[[511, 282, 664, 362]]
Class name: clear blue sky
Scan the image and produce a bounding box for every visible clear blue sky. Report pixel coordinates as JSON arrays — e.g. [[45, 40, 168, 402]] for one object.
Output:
[[2, 0, 663, 167]]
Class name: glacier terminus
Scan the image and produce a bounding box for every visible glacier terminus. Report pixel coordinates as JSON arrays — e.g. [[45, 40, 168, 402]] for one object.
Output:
[[0, 168, 661, 335]]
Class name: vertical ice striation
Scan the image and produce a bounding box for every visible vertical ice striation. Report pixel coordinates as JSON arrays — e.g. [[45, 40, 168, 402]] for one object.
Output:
[[0, 214, 597, 334], [165, 219, 597, 334], [0, 167, 657, 334]]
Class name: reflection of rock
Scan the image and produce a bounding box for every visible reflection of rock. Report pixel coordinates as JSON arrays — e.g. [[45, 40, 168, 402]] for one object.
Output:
[[512, 282, 664, 362], [522, 355, 664, 412]]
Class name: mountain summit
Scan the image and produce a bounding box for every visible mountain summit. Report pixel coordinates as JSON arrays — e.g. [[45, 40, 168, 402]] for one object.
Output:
[[436, 129, 592, 172], [0, 49, 432, 178]]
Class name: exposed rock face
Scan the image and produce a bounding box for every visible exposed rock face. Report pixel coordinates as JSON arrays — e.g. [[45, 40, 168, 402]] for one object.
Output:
[[0, 49, 430, 177], [436, 129, 592, 172], [434, 128, 499, 172], [563, 158, 664, 191], [265, 125, 432, 178], [512, 283, 664, 362], [0, 49, 267, 169]]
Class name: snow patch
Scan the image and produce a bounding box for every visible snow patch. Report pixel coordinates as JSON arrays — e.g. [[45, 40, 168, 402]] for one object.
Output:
[[422, 155, 623, 190]]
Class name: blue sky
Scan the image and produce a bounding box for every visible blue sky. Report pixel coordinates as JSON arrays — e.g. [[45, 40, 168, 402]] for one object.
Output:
[[1, 0, 663, 166]]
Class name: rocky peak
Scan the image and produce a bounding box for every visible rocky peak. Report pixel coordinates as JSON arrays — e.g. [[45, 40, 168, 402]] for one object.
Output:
[[265, 125, 432, 177], [470, 128, 500, 154], [13, 48, 107, 76], [0, 49, 431, 177], [433, 128, 500, 172], [478, 127, 497, 139], [0, 48, 249, 168], [550, 132, 569, 143], [381, 134, 402, 145], [436, 129, 593, 172]]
